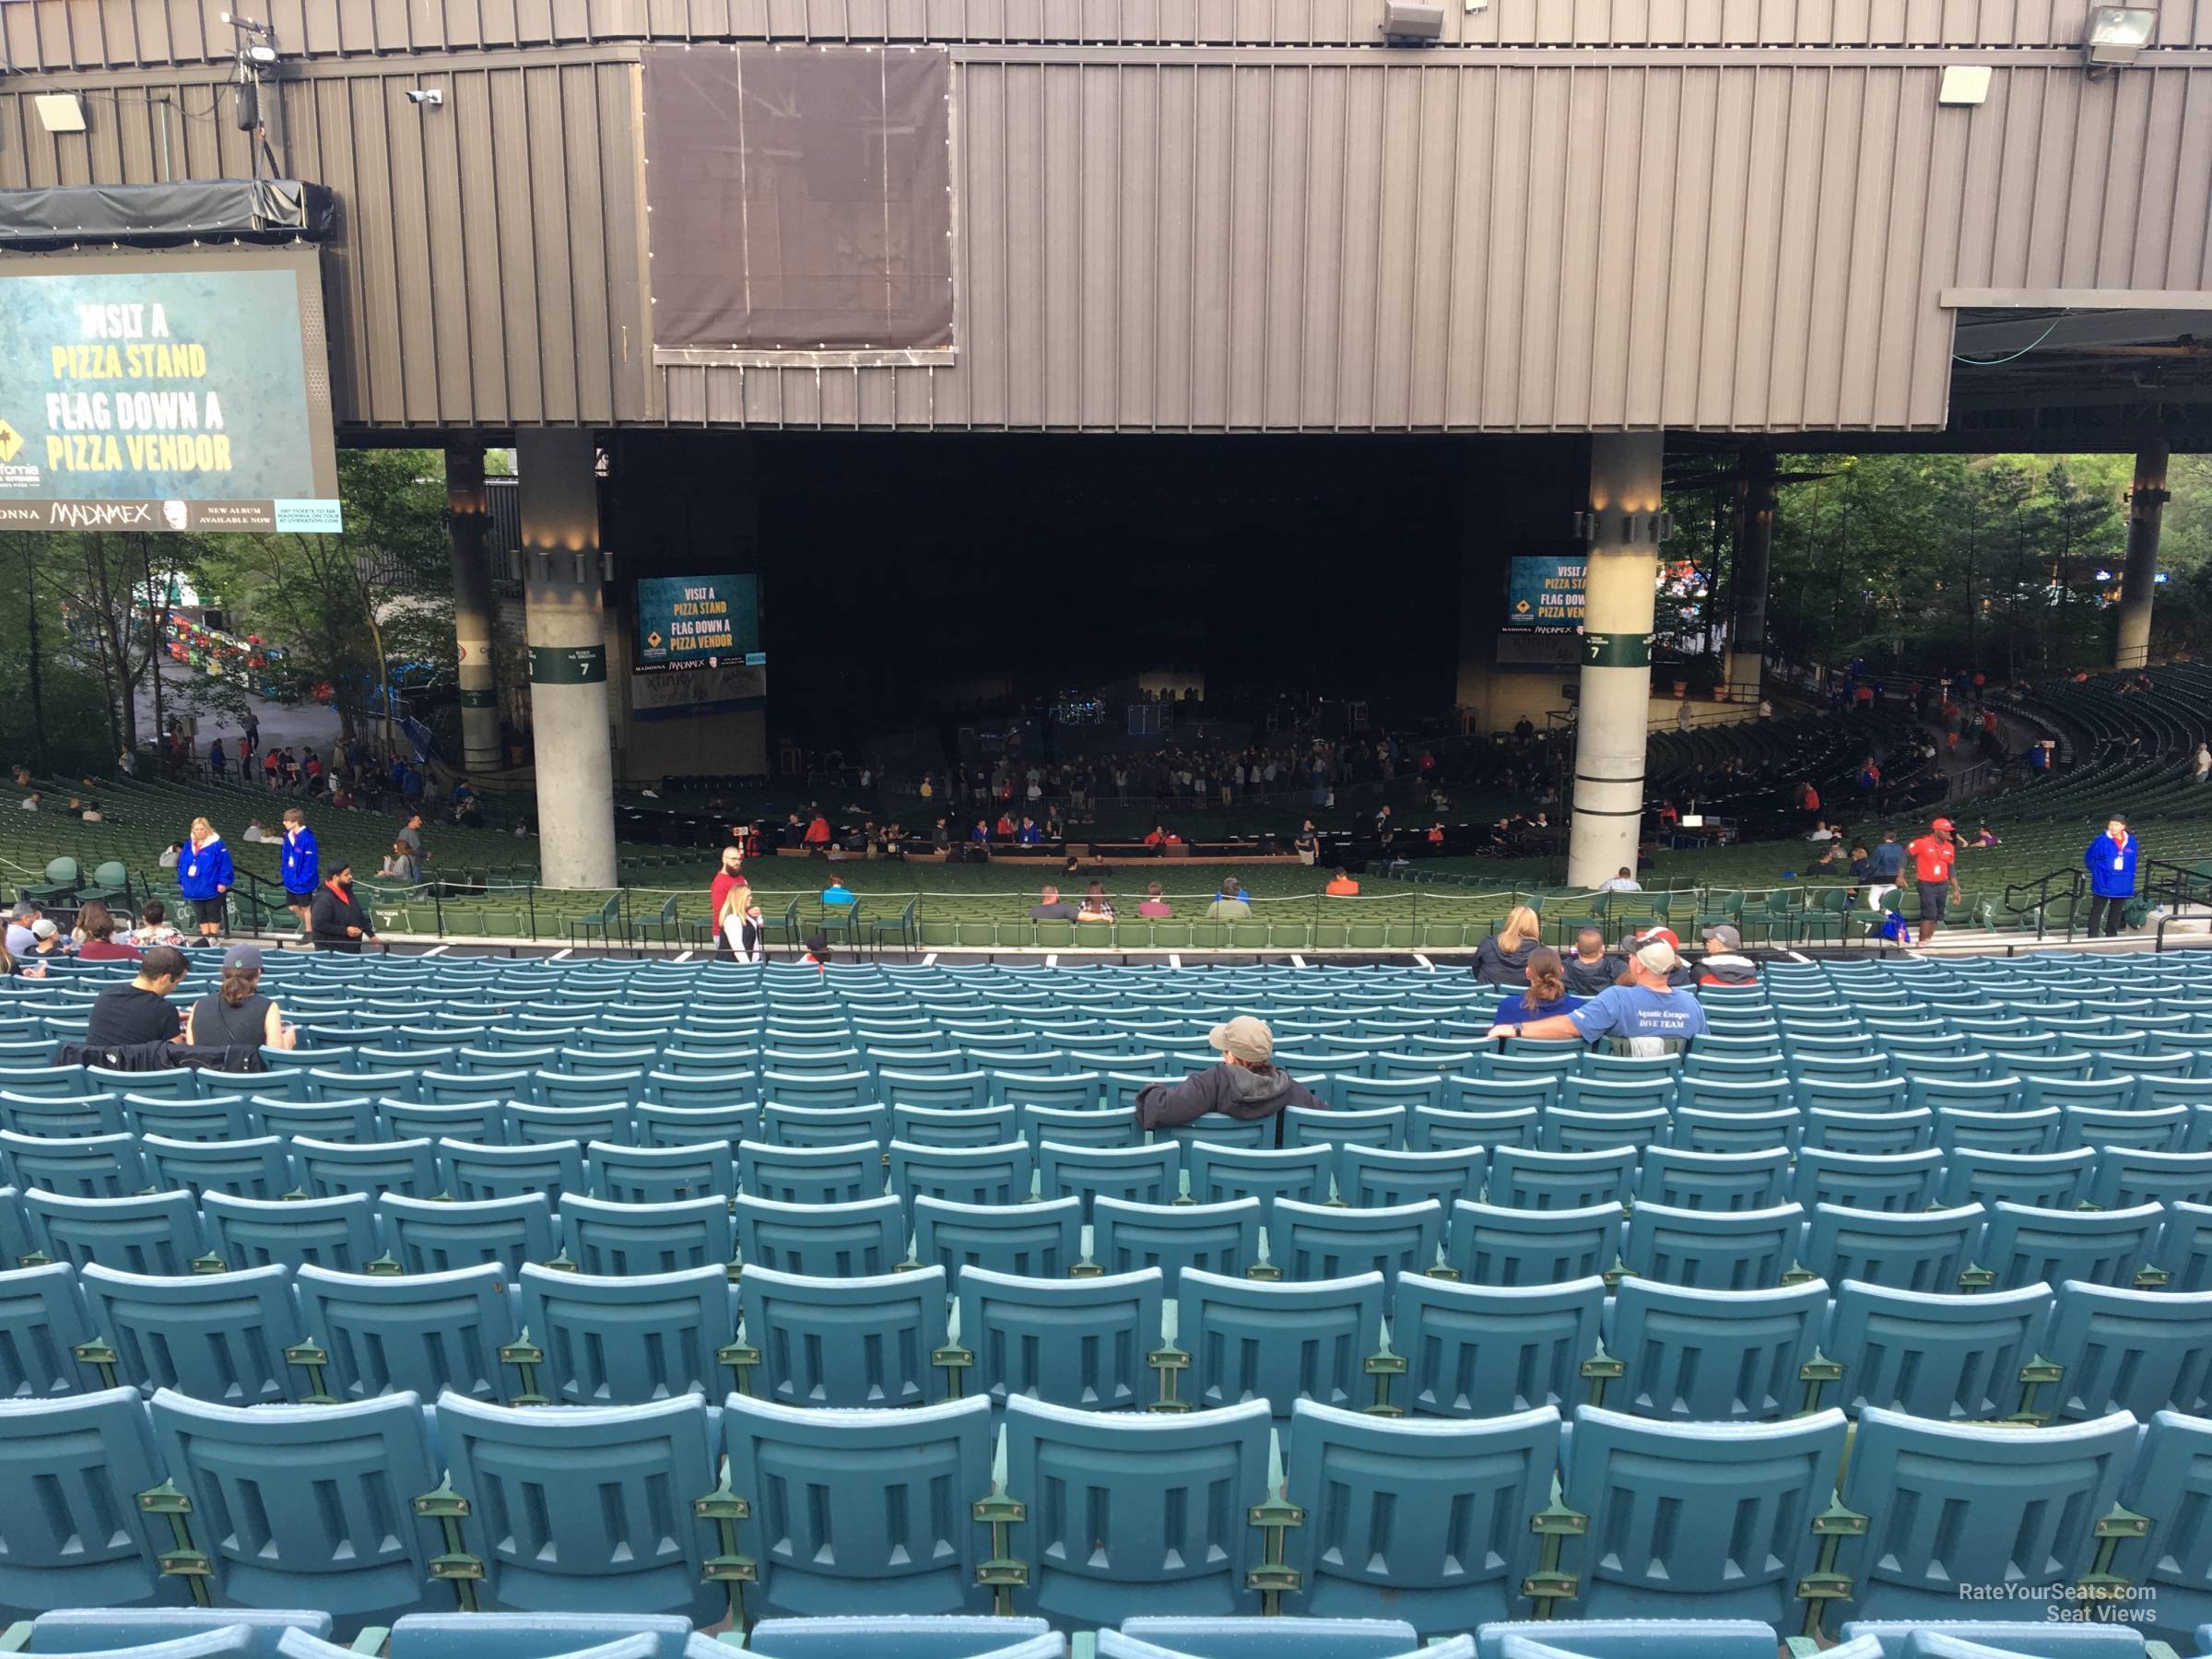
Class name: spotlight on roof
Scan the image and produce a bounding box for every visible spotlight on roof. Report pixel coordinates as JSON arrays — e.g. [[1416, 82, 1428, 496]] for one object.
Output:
[[32, 94, 88, 135], [2084, 5, 2157, 69]]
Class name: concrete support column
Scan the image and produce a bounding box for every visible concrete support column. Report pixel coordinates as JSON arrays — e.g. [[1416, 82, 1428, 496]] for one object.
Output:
[[1728, 443, 1775, 703], [446, 438, 503, 774], [517, 429, 618, 889], [2115, 442, 2168, 672], [1568, 433, 1666, 888]]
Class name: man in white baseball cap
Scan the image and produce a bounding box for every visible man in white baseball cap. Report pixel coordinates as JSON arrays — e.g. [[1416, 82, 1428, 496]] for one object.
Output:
[[1135, 1015, 1325, 1132], [1487, 935, 1709, 1056]]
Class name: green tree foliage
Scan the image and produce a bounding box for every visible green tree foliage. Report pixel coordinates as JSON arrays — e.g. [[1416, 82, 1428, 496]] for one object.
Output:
[[1753, 453, 2175, 679], [194, 448, 453, 745]]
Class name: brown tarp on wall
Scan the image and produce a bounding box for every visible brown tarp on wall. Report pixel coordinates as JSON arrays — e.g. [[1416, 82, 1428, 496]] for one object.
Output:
[[641, 45, 952, 353]]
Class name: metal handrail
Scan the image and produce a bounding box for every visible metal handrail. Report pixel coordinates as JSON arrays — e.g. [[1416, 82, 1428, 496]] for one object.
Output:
[[2000, 866, 2085, 943]]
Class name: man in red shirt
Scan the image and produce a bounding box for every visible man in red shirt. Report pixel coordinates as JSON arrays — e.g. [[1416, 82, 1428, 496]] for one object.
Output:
[[803, 813, 832, 851], [1905, 817, 1963, 946]]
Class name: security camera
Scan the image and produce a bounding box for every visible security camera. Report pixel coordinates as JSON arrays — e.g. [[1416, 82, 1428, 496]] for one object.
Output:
[[405, 88, 444, 107]]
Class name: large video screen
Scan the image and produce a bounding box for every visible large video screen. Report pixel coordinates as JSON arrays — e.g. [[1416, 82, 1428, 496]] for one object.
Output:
[[1502, 555, 1586, 631], [633, 572, 765, 718], [0, 248, 340, 534]]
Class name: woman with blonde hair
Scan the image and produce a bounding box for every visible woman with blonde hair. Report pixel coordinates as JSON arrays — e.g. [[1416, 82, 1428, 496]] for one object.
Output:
[[1471, 903, 1544, 986], [717, 877, 765, 964], [177, 816, 234, 947]]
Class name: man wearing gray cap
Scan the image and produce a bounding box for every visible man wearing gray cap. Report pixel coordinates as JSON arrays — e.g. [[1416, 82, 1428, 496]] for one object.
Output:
[[1135, 1016, 1324, 1131], [1487, 935, 1709, 1056]]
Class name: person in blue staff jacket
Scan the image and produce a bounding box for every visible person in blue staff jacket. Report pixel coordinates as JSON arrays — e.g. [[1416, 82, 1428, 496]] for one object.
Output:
[[2084, 815, 2139, 939], [177, 816, 234, 947], [280, 805, 320, 934]]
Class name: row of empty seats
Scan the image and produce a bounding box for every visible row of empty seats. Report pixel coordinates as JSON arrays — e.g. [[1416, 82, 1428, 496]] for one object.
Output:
[[6, 1251, 2207, 1426], [2, 1611, 2199, 1659], [12, 1175, 2212, 1291], [6, 1385, 2212, 1644]]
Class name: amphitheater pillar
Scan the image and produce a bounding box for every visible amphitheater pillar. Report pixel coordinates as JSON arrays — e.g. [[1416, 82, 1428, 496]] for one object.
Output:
[[517, 429, 619, 889], [1567, 433, 1666, 888], [2115, 442, 2168, 673], [446, 438, 504, 774]]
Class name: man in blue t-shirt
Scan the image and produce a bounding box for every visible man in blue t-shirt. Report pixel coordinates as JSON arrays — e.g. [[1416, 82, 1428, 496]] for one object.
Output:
[[1486, 937, 1710, 1054]]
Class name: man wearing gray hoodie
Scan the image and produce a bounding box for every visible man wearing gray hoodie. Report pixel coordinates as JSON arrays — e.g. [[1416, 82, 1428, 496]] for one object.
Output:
[[1135, 1017, 1325, 1132]]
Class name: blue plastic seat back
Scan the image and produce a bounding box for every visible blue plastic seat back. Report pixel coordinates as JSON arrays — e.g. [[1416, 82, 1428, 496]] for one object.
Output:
[[118, 1093, 243, 1141], [379, 1100, 504, 1145], [23, 1189, 204, 1276], [377, 1193, 556, 1275], [436, 1392, 723, 1623], [955, 1265, 1164, 1412], [1834, 1406, 2137, 1624], [1018, 1107, 1140, 1150], [743, 1615, 1057, 1659], [558, 1194, 734, 1277], [1938, 1147, 2097, 1210], [246, 1097, 374, 1143], [1444, 1201, 1620, 1287], [1826, 1280, 2053, 1420], [2088, 1148, 2212, 1210], [0, 1259, 98, 1399], [511, 1101, 636, 1148], [1282, 1106, 1405, 1150], [1620, 1202, 1803, 1290], [636, 1103, 762, 1148], [1089, 1197, 1263, 1279], [293, 1262, 515, 1404], [437, 1136, 586, 1206], [888, 1106, 1021, 1150], [1476, 1621, 1781, 1659], [1280, 1401, 1559, 1633], [288, 1136, 441, 1201], [1184, 1143, 1332, 1214], [725, 1392, 995, 1620], [1265, 1199, 1442, 1283], [1800, 1107, 1935, 1157], [30, 1607, 335, 1659], [1037, 1142, 1179, 1216], [733, 1194, 906, 1277], [78, 1263, 301, 1406], [1606, 1277, 1829, 1422], [735, 1264, 951, 1409], [202, 1193, 380, 1274], [2151, 1199, 2212, 1292], [992, 1073, 1102, 1115], [411, 1072, 530, 1112], [1800, 1203, 1983, 1294], [0, 1129, 146, 1197], [1933, 1106, 2060, 1158], [1488, 1147, 1635, 1212], [382, 1613, 696, 1659], [1559, 1403, 1846, 1626], [586, 1140, 736, 1206], [0, 1383, 174, 1618], [1788, 1148, 1943, 1212], [1002, 1394, 1269, 1624], [911, 1195, 1078, 1279], [517, 1256, 734, 1406], [1334, 1145, 1487, 1211], [1976, 1201, 2162, 1292], [0, 1091, 126, 1140], [1410, 1107, 1537, 1153], [1177, 1267, 1384, 1418], [150, 1388, 446, 1626], [2061, 1104, 2189, 1154], [2042, 1283, 2212, 1421], [887, 1141, 1034, 1209], [1631, 1147, 1789, 1211], [2112, 1410, 2212, 1645], [1835, 1627, 2147, 1659], [763, 1103, 893, 1150], [1392, 1276, 1603, 1418], [738, 1140, 886, 1206]]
